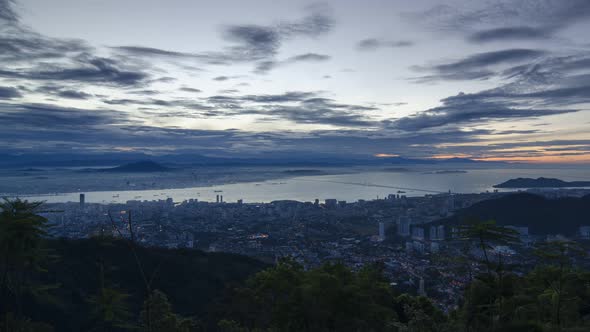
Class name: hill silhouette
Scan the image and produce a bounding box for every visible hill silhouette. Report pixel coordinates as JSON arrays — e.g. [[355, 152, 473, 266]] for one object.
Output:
[[437, 193, 590, 235], [494, 177, 590, 188]]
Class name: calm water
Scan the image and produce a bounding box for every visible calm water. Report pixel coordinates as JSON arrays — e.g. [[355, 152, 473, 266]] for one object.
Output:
[[19, 166, 590, 204]]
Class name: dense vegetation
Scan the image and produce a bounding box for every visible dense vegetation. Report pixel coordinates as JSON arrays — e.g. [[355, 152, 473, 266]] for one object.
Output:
[[1, 198, 590, 331], [439, 193, 590, 235]]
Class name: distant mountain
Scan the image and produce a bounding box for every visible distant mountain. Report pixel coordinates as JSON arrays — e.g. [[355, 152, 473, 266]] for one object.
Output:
[[437, 193, 590, 235], [0, 151, 504, 168], [494, 177, 590, 188], [101, 160, 171, 172]]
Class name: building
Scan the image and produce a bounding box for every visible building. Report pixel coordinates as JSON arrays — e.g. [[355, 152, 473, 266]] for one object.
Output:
[[418, 278, 426, 296], [579, 226, 590, 239], [378, 222, 385, 241], [397, 216, 411, 237], [429, 225, 445, 241], [79, 193, 85, 208], [324, 199, 337, 209], [429, 226, 438, 241], [411, 226, 425, 241]]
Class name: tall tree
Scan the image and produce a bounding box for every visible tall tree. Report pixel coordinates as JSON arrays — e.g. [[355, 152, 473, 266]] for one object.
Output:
[[0, 198, 52, 318]]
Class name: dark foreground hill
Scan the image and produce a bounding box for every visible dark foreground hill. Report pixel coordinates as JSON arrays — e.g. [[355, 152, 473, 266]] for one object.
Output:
[[438, 193, 590, 235], [24, 238, 267, 331], [100, 160, 172, 172], [494, 177, 590, 188]]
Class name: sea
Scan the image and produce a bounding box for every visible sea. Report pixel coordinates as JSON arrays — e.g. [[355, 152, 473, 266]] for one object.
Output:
[[18, 166, 590, 204]]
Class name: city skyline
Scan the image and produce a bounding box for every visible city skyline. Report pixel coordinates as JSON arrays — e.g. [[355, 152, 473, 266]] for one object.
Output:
[[1, 0, 590, 163]]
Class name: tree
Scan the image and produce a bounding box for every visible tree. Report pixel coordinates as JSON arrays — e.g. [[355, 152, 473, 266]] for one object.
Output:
[[88, 287, 133, 331], [532, 241, 587, 331], [0, 198, 52, 318], [456, 219, 520, 273], [140, 289, 195, 332]]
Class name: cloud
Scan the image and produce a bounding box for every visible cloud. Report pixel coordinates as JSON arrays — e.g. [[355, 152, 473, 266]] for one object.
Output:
[[0, 1, 151, 89], [0, 86, 21, 99], [110, 46, 197, 59], [356, 38, 413, 51], [0, 0, 18, 23], [57, 90, 92, 100], [179, 87, 202, 93], [412, 49, 546, 82], [213, 76, 230, 81], [0, 55, 149, 86], [113, 5, 334, 70], [223, 25, 281, 59], [387, 93, 578, 131], [468, 26, 552, 43], [411, 0, 590, 34], [254, 52, 331, 74], [0, 103, 127, 133]]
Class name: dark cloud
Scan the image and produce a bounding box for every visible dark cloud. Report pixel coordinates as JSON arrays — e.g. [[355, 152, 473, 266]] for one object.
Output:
[[412, 0, 590, 35], [356, 38, 413, 51], [219, 7, 333, 67], [0, 0, 18, 23], [111, 46, 197, 59], [0, 86, 21, 99], [179, 87, 202, 93], [0, 56, 149, 86], [57, 90, 92, 100], [201, 91, 379, 127], [387, 93, 578, 131], [111, 6, 335, 68], [277, 8, 334, 37], [0, 1, 151, 89], [223, 25, 281, 59], [468, 26, 552, 43], [0, 103, 127, 132], [288, 53, 331, 62], [255, 52, 331, 74], [213, 76, 231, 81], [412, 49, 546, 82]]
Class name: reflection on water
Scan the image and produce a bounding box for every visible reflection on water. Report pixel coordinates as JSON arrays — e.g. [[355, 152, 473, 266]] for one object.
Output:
[[17, 167, 590, 204]]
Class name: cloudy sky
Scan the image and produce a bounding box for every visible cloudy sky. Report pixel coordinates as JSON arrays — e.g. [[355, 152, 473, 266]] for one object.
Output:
[[1, 0, 590, 163]]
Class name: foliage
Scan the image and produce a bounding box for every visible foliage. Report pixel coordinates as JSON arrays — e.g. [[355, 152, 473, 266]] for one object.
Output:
[[221, 258, 447, 331], [140, 289, 197, 332]]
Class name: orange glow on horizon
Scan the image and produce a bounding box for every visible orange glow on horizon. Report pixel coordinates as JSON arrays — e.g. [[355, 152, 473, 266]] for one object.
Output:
[[430, 153, 590, 164], [374, 153, 400, 158]]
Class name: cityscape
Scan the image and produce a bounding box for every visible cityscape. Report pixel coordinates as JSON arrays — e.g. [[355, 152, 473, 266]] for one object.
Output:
[[43, 188, 590, 312]]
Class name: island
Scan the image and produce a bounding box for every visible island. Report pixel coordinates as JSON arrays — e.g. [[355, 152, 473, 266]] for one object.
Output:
[[494, 177, 590, 188]]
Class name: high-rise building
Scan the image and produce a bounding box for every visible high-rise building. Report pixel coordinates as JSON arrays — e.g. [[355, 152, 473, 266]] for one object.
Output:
[[79, 193, 85, 208], [418, 278, 426, 296], [437, 225, 445, 240], [397, 216, 411, 237], [220, 195, 223, 203], [411, 226, 424, 241], [429, 225, 438, 240], [378, 222, 386, 241], [216, 195, 220, 203]]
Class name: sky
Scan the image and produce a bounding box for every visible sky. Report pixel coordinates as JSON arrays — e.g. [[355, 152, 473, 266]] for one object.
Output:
[[1, 0, 590, 163]]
